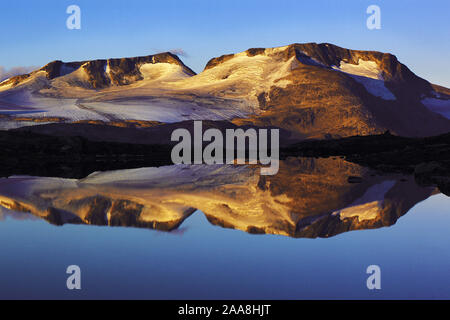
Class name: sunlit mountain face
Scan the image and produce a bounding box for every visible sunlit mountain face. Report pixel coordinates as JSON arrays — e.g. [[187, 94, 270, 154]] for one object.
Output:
[[1, 43, 449, 138], [0, 157, 436, 239], [0, 40, 449, 300]]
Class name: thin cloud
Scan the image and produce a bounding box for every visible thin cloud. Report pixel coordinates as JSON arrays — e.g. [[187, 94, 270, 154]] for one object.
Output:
[[0, 66, 37, 82], [169, 48, 189, 57]]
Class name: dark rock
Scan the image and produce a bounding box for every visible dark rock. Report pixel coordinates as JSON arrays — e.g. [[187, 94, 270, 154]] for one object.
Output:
[[348, 176, 363, 183]]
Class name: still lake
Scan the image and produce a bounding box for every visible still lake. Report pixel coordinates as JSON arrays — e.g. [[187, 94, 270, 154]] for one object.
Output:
[[0, 158, 449, 299]]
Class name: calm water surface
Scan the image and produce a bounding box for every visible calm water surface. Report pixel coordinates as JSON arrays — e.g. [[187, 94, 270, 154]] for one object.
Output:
[[0, 194, 449, 300], [0, 158, 449, 300]]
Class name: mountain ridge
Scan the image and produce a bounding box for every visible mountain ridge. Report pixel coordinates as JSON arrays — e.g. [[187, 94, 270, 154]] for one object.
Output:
[[0, 42, 449, 139], [0, 52, 196, 90]]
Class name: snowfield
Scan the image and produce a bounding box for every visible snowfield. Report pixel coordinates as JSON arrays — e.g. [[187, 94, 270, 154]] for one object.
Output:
[[0, 45, 448, 130], [0, 49, 296, 129], [332, 59, 396, 100]]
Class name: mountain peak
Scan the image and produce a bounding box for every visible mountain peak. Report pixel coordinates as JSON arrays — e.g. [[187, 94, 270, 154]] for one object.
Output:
[[0, 43, 449, 139], [1, 52, 196, 90], [203, 42, 434, 99]]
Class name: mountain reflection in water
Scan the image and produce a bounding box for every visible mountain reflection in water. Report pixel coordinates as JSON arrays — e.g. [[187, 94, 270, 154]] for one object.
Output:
[[0, 157, 439, 238]]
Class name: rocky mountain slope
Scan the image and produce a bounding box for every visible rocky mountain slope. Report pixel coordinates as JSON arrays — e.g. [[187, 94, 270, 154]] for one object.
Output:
[[0, 43, 449, 138]]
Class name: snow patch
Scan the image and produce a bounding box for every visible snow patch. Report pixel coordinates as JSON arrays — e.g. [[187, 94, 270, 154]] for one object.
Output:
[[104, 61, 111, 82], [334, 59, 382, 80], [139, 63, 191, 82], [333, 59, 396, 100]]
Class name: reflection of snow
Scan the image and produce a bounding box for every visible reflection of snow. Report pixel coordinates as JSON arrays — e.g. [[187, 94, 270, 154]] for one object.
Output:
[[0, 165, 253, 228], [0, 206, 39, 222], [333, 59, 396, 100], [333, 180, 396, 221]]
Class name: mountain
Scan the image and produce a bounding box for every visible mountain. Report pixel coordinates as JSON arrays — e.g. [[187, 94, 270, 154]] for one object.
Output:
[[1, 43, 449, 138], [0, 52, 195, 90]]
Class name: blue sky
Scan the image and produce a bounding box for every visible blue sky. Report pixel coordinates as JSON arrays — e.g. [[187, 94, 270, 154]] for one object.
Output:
[[1, 0, 449, 86]]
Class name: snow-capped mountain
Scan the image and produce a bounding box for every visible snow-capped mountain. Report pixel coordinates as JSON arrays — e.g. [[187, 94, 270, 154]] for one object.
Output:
[[0, 43, 449, 138]]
